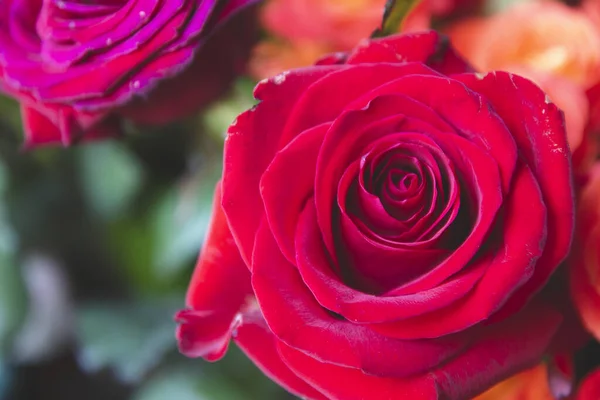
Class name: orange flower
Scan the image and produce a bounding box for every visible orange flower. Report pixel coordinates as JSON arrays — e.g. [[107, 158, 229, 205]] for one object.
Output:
[[448, 1, 600, 87], [261, 0, 386, 51], [448, 1, 600, 156], [570, 163, 600, 342], [475, 364, 554, 400], [250, 0, 482, 79], [475, 355, 573, 400], [250, 0, 386, 79]]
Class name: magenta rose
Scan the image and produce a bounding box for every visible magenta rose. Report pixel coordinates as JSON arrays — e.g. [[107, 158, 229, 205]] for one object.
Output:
[[176, 31, 574, 399], [0, 0, 258, 148]]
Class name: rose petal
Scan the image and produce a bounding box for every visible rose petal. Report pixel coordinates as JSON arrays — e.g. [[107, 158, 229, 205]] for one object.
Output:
[[252, 218, 470, 378], [175, 182, 252, 361], [370, 163, 546, 338], [234, 308, 329, 400], [261, 123, 329, 264], [222, 65, 341, 265], [278, 300, 560, 400], [297, 200, 487, 325], [280, 63, 444, 147], [457, 71, 573, 315], [576, 369, 600, 400], [346, 31, 473, 76]]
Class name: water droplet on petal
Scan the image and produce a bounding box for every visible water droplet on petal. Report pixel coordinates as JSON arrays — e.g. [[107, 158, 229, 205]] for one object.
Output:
[[272, 71, 290, 85]]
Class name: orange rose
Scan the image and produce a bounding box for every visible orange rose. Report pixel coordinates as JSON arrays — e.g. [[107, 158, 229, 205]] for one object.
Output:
[[250, 0, 483, 79], [250, 0, 386, 78]]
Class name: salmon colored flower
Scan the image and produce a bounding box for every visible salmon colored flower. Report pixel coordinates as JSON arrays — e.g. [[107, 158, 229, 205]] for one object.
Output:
[[249, 0, 385, 79], [250, 0, 483, 79], [261, 0, 387, 52], [475, 364, 554, 400], [474, 354, 573, 400], [448, 1, 600, 87]]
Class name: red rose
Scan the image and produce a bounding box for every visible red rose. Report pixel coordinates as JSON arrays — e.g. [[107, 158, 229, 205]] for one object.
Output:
[[576, 369, 600, 399], [0, 0, 258, 148], [176, 31, 574, 399]]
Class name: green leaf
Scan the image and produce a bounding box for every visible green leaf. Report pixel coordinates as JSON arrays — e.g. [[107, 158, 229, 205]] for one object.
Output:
[[107, 216, 160, 294], [75, 299, 178, 383], [372, 0, 423, 37], [77, 142, 144, 219]]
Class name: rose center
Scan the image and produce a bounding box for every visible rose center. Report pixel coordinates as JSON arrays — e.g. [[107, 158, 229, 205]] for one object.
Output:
[[389, 169, 419, 193], [337, 136, 462, 293]]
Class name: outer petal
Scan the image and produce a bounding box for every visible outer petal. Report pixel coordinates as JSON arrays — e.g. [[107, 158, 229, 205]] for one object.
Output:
[[277, 300, 561, 400], [277, 343, 438, 400], [576, 369, 600, 400], [21, 104, 63, 148], [260, 123, 329, 264], [234, 308, 328, 400], [281, 63, 443, 146], [457, 71, 573, 315], [222, 65, 341, 264], [432, 300, 562, 399], [175, 182, 252, 361], [346, 31, 473, 76], [20, 102, 119, 148]]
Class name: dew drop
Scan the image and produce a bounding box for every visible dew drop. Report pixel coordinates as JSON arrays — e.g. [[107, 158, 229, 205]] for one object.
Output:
[[272, 71, 289, 85]]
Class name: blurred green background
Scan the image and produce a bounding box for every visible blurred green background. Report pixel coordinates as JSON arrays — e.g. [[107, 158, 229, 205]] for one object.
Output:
[[0, 79, 295, 400]]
